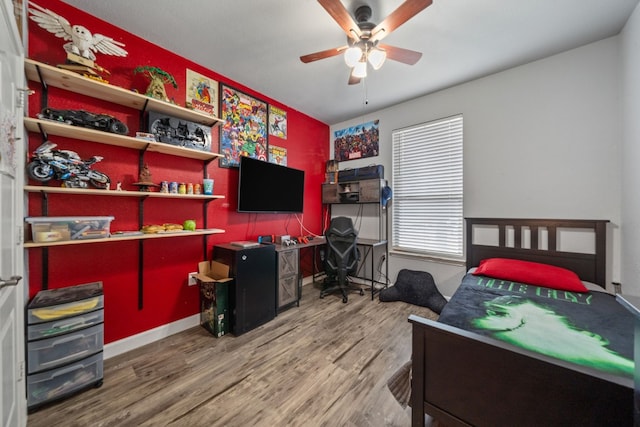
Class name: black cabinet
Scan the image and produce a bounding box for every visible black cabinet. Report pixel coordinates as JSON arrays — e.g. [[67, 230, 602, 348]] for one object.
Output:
[[213, 244, 276, 335]]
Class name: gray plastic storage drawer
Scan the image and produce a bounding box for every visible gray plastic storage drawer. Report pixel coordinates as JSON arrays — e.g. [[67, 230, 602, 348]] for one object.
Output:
[[27, 294, 104, 325], [27, 352, 103, 408], [27, 323, 103, 374], [27, 310, 104, 340]]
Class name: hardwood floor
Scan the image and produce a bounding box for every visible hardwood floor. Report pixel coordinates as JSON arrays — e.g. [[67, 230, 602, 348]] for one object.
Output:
[[27, 283, 439, 427]]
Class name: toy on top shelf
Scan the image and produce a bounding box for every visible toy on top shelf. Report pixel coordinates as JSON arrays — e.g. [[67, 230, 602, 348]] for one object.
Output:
[[28, 2, 128, 82], [27, 141, 110, 189], [38, 108, 129, 135], [134, 66, 178, 104]]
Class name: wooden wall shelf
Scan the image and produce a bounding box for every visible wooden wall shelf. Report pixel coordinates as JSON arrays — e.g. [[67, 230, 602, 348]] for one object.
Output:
[[25, 58, 223, 127], [24, 228, 226, 248], [24, 118, 222, 161], [24, 185, 225, 200]]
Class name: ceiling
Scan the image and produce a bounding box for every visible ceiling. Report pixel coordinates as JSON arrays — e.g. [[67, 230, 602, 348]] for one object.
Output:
[[60, 0, 639, 125]]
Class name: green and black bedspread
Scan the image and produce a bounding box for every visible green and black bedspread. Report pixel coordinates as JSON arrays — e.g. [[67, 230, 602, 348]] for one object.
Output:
[[437, 273, 634, 379]]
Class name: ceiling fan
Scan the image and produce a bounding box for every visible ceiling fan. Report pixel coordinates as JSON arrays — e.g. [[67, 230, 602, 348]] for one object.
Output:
[[300, 0, 432, 85]]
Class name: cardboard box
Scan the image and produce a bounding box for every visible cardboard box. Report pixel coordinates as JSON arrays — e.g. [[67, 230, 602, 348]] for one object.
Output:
[[196, 261, 232, 337]]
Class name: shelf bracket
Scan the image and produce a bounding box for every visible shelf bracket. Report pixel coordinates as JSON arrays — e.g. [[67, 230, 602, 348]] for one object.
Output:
[[203, 157, 214, 174], [138, 240, 144, 310], [40, 191, 49, 290], [42, 247, 49, 290], [141, 98, 149, 115], [139, 98, 149, 132], [35, 122, 49, 143], [34, 64, 49, 110]]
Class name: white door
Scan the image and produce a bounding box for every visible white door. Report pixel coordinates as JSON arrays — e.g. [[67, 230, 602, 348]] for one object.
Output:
[[0, 0, 26, 426]]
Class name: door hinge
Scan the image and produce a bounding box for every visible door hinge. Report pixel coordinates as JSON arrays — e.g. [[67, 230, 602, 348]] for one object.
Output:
[[16, 87, 34, 109], [16, 225, 23, 246], [18, 361, 24, 382]]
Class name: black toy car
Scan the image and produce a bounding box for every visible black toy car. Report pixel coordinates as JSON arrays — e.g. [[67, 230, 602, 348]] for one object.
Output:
[[38, 107, 129, 135]]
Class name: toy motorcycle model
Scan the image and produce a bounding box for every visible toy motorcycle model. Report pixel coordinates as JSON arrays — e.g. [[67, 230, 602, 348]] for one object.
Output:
[[27, 141, 111, 189]]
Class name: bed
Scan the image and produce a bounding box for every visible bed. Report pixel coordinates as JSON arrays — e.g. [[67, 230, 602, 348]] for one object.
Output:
[[408, 218, 634, 427]]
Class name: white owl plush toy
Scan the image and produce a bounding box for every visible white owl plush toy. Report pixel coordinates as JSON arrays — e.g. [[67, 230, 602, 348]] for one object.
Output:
[[28, 2, 128, 61]]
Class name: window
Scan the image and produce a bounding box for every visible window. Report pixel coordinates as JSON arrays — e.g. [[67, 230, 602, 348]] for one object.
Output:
[[391, 115, 463, 259]]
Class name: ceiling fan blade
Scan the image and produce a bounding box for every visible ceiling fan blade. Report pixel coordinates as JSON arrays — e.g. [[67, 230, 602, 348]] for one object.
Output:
[[300, 46, 348, 63], [379, 43, 422, 65], [370, 0, 432, 43], [318, 0, 362, 40], [348, 71, 361, 85]]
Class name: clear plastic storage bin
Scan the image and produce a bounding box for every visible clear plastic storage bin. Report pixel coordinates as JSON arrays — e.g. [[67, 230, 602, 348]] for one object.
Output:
[[27, 281, 103, 324], [28, 310, 104, 340], [27, 352, 103, 408], [25, 216, 114, 242], [27, 323, 103, 374]]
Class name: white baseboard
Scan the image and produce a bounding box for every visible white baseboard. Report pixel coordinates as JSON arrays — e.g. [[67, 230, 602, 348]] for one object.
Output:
[[105, 277, 321, 360], [103, 314, 200, 360]]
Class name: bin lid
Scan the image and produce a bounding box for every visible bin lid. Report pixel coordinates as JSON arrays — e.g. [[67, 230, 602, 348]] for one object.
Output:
[[28, 281, 103, 308]]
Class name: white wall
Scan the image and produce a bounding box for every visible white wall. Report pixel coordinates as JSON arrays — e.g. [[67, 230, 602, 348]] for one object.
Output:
[[621, 3, 640, 296], [331, 37, 623, 297]]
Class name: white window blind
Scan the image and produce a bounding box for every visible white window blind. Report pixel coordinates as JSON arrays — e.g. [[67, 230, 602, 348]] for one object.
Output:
[[392, 115, 463, 258]]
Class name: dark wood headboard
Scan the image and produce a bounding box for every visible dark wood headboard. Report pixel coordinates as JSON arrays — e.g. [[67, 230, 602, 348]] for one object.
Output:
[[465, 218, 609, 287]]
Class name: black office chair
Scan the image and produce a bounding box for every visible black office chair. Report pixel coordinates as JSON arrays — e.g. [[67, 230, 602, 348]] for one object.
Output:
[[320, 216, 364, 303]]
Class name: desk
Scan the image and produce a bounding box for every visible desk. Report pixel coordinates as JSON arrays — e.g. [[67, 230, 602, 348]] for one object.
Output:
[[354, 238, 388, 300], [274, 237, 326, 312], [302, 237, 388, 301]]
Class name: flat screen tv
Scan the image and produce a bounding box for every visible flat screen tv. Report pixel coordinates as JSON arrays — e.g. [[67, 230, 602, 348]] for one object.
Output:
[[237, 156, 305, 213]]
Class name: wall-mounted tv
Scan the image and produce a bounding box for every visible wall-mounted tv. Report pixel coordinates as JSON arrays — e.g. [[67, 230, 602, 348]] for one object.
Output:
[[237, 156, 305, 213]]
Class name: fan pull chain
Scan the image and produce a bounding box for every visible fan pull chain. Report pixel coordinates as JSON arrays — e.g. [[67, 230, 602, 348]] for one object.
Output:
[[362, 77, 369, 108]]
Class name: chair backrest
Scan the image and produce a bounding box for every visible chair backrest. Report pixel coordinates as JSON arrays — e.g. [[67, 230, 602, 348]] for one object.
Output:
[[324, 216, 359, 274]]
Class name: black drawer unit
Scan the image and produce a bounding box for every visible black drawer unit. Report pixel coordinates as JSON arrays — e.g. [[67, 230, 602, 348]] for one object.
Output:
[[26, 281, 104, 411]]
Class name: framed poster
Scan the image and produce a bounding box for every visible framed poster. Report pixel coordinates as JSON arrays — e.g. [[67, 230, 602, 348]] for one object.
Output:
[[269, 105, 287, 139], [268, 145, 287, 166], [186, 69, 218, 117], [334, 119, 380, 161], [219, 85, 268, 168]]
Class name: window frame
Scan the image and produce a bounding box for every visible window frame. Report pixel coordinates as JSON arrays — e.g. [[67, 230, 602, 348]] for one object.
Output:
[[391, 114, 464, 261]]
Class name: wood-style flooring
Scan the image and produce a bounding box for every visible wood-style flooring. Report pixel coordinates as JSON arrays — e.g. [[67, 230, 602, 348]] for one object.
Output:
[[27, 283, 439, 427]]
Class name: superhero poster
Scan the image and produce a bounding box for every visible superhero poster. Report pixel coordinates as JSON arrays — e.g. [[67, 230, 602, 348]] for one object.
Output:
[[219, 85, 268, 168], [334, 119, 379, 161], [268, 105, 287, 139], [186, 69, 218, 117], [269, 145, 287, 166]]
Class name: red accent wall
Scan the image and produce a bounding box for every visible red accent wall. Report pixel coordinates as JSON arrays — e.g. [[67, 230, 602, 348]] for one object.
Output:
[[26, 1, 329, 343]]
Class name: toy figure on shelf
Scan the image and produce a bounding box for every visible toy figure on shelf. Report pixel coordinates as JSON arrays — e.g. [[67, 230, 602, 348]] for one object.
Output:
[[134, 66, 178, 103], [28, 2, 128, 82], [27, 141, 110, 189], [132, 163, 159, 192]]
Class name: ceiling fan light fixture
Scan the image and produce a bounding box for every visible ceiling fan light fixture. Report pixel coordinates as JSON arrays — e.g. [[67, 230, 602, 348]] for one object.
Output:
[[344, 46, 363, 67], [368, 47, 386, 70], [353, 60, 368, 78]]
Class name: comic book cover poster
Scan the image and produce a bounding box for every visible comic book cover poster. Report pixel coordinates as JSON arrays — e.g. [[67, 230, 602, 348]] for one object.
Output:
[[186, 69, 218, 117], [269, 145, 287, 166], [269, 105, 287, 139], [219, 85, 268, 168], [334, 119, 379, 161]]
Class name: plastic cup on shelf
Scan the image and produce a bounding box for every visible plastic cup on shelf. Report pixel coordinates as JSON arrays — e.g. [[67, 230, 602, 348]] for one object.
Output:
[[203, 178, 214, 195]]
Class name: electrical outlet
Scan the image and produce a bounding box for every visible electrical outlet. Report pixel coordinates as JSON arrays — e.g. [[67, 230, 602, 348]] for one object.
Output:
[[188, 272, 198, 286]]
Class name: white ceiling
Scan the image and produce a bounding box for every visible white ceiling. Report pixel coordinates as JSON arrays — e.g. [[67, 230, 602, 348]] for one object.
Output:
[[60, 0, 639, 125]]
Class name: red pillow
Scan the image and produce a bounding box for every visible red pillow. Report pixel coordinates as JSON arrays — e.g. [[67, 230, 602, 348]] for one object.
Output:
[[473, 258, 588, 293]]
